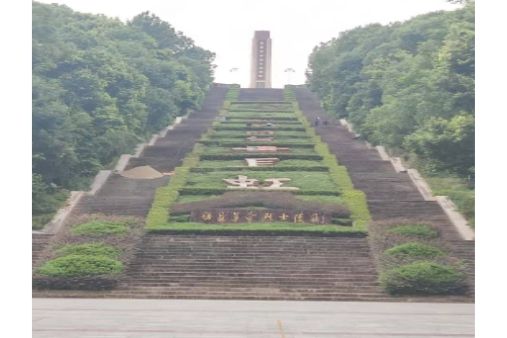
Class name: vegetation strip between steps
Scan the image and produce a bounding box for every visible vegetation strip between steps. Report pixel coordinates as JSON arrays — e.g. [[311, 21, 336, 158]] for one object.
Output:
[[145, 86, 371, 234]]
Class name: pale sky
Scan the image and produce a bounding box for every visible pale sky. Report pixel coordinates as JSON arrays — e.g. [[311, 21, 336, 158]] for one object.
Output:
[[35, 0, 460, 87]]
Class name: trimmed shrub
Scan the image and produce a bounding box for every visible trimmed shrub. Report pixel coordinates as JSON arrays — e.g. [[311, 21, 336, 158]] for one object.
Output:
[[200, 154, 323, 161], [191, 166, 329, 173], [71, 220, 129, 236], [171, 191, 350, 217], [215, 125, 306, 131], [55, 243, 121, 259], [380, 261, 466, 295], [37, 254, 123, 277], [199, 140, 315, 148], [388, 224, 439, 239], [385, 242, 444, 259]]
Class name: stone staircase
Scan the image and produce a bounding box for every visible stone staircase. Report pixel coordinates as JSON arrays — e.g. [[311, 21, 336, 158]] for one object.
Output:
[[111, 234, 387, 301], [294, 86, 475, 295], [238, 88, 284, 101], [87, 88, 393, 301], [449, 240, 475, 295], [72, 85, 228, 218], [32, 233, 52, 265], [33, 87, 474, 302]]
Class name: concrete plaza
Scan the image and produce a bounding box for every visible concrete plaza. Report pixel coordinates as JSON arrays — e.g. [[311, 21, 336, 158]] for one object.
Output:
[[33, 298, 474, 338]]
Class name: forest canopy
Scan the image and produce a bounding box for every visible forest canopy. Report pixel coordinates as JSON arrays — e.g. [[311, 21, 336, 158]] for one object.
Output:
[[306, 1, 474, 178], [32, 2, 215, 226]]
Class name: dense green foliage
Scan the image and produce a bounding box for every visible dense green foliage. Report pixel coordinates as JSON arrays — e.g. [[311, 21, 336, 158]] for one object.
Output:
[[55, 243, 121, 259], [71, 220, 129, 236], [385, 242, 444, 259], [307, 2, 474, 177], [32, 2, 214, 226], [387, 224, 439, 239], [380, 261, 466, 295], [37, 254, 123, 277]]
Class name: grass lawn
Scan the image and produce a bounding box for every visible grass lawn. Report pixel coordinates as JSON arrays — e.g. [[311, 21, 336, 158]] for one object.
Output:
[[145, 89, 370, 235], [174, 193, 345, 205], [201, 145, 315, 155], [196, 159, 325, 168], [148, 222, 365, 235], [209, 130, 309, 138], [184, 170, 340, 192], [425, 176, 475, 227], [230, 103, 293, 112]]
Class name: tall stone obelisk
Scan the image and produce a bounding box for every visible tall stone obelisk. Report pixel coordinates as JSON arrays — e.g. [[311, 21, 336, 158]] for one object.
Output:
[[249, 31, 272, 88]]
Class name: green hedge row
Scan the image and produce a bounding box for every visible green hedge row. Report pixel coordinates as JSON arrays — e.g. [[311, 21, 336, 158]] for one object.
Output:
[[208, 130, 309, 137], [204, 135, 311, 142], [289, 93, 371, 231], [214, 126, 306, 131], [190, 166, 329, 173], [224, 84, 240, 101], [178, 187, 340, 196], [145, 144, 202, 228], [198, 140, 315, 148], [199, 153, 323, 161], [226, 116, 298, 121]]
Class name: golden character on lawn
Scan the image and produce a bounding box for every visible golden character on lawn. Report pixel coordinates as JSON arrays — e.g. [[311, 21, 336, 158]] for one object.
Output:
[[263, 212, 273, 222], [310, 212, 320, 224], [217, 211, 226, 223], [200, 211, 213, 222], [279, 212, 289, 221], [232, 211, 240, 223], [245, 211, 257, 223], [293, 212, 305, 223]]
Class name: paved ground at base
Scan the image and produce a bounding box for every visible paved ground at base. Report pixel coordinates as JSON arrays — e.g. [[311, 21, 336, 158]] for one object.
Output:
[[33, 298, 474, 338]]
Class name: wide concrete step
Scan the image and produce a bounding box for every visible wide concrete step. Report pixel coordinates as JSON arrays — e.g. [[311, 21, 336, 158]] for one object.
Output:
[[116, 234, 383, 301], [238, 89, 284, 101], [124, 280, 380, 287], [32, 233, 53, 265]]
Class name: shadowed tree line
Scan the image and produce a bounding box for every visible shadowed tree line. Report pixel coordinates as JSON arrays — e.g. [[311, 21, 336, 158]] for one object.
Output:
[[306, 1, 474, 178], [32, 2, 215, 227]]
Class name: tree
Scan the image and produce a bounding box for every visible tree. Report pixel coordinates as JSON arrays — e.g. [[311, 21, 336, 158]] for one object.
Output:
[[306, 4, 474, 177], [404, 114, 474, 176], [32, 2, 215, 225]]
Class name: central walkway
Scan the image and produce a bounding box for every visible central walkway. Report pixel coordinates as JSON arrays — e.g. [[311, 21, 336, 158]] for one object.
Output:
[[33, 298, 474, 338]]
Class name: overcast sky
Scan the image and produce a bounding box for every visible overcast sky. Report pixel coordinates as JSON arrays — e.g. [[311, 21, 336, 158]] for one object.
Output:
[[36, 0, 460, 87]]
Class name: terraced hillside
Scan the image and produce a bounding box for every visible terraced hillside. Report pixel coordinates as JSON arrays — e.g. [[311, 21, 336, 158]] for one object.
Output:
[[95, 86, 385, 300], [34, 85, 474, 302], [35, 86, 386, 301]]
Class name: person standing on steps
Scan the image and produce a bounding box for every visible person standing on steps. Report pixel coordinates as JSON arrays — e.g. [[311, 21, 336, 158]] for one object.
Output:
[[314, 116, 321, 127]]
